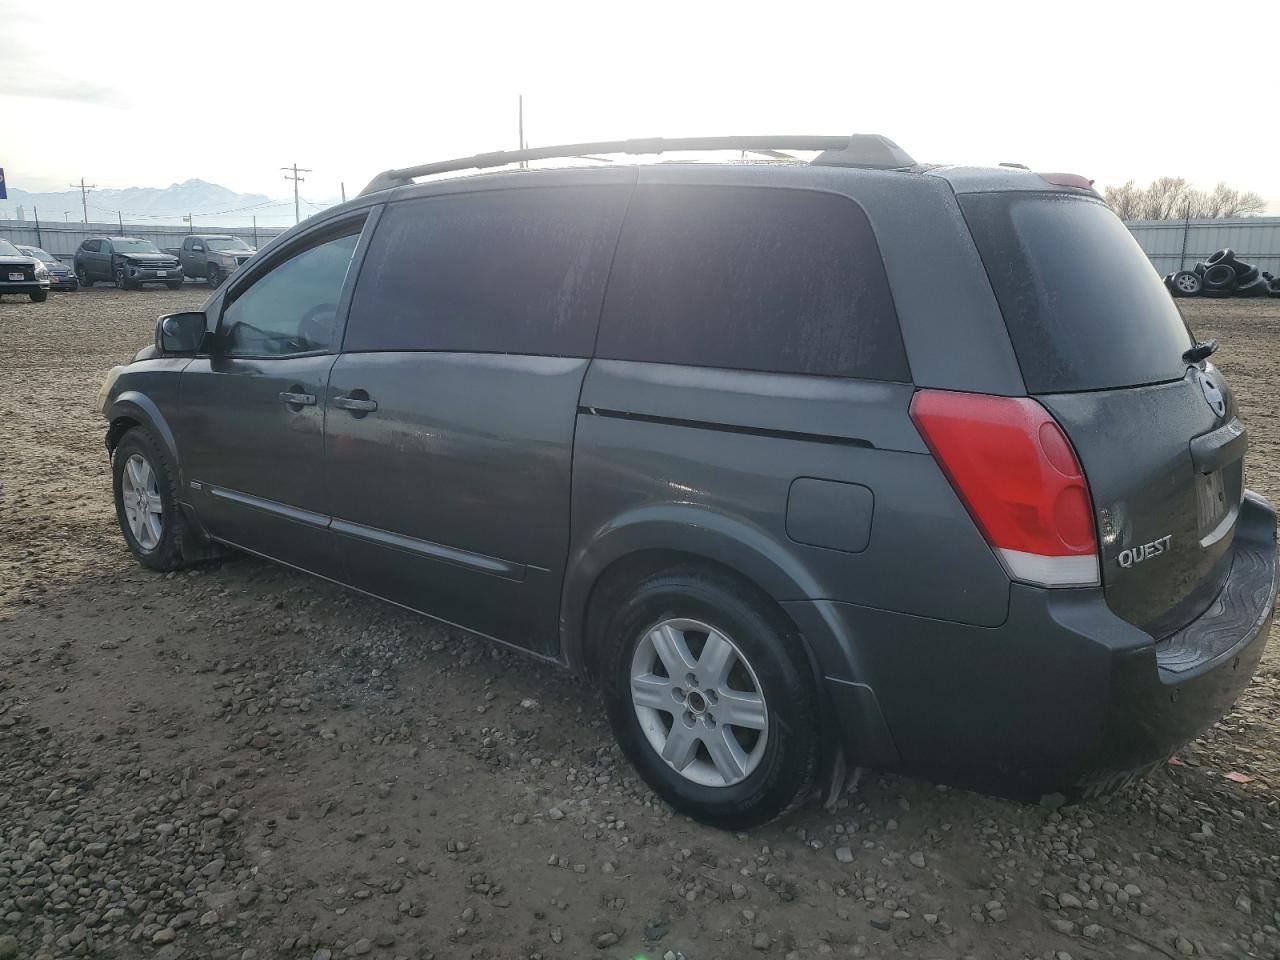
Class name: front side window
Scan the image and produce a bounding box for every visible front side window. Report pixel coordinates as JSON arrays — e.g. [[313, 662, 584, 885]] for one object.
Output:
[[207, 237, 250, 252], [82, 240, 100, 253], [220, 225, 362, 358]]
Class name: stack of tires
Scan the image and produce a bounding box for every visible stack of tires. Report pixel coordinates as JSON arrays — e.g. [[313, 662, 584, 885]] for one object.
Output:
[[1164, 249, 1280, 298]]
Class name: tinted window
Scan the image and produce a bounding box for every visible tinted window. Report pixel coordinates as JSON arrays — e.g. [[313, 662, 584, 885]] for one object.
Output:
[[82, 240, 100, 253], [112, 239, 160, 253], [960, 192, 1193, 393], [220, 226, 361, 358], [345, 186, 629, 356], [596, 185, 908, 380]]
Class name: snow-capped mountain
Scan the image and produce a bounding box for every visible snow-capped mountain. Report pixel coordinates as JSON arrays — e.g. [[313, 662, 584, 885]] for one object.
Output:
[[0, 179, 336, 228]]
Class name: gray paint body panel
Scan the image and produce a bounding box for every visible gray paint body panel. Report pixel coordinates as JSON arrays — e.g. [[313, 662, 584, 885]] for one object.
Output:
[[324, 352, 588, 655]]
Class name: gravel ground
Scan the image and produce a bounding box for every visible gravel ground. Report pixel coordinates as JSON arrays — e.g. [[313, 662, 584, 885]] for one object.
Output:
[[1, 286, 1278, 960]]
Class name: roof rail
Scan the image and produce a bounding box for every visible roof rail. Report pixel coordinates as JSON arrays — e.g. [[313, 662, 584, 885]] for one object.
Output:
[[359, 134, 915, 196]]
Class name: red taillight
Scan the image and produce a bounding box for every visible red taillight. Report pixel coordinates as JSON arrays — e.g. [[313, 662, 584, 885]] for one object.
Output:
[[909, 390, 1099, 588]]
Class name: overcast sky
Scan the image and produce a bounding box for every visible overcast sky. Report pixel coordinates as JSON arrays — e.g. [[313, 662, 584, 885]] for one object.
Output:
[[2, 0, 1277, 209]]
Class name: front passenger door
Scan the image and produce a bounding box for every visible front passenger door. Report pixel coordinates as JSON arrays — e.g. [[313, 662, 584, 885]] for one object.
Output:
[[178, 215, 372, 577]]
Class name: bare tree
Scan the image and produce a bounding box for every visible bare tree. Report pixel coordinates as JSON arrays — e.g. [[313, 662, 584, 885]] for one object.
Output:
[[1105, 177, 1265, 220]]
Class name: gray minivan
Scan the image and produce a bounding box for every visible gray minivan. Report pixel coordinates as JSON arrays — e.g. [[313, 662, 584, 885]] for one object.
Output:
[[98, 135, 1276, 828]]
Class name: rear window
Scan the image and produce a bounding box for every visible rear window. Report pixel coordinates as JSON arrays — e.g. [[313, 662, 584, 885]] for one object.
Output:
[[596, 185, 909, 380], [960, 192, 1193, 393]]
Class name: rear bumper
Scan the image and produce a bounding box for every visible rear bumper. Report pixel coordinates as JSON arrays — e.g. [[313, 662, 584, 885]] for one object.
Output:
[[787, 490, 1276, 801]]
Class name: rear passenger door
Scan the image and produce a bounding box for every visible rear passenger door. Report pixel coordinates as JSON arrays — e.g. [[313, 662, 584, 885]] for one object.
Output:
[[326, 180, 632, 654]]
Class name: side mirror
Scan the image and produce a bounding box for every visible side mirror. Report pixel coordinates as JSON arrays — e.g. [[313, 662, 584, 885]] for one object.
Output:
[[156, 311, 207, 355]]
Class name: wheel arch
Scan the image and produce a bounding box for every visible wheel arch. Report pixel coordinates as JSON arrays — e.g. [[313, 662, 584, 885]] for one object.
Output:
[[561, 505, 828, 681], [105, 392, 179, 465]]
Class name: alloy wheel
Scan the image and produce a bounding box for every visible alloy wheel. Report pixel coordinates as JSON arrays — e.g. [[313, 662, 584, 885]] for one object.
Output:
[[630, 617, 769, 787], [120, 453, 163, 551]]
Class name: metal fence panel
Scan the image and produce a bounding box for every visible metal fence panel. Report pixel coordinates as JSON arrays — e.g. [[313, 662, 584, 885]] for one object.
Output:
[[0, 219, 287, 262], [1125, 217, 1280, 277]]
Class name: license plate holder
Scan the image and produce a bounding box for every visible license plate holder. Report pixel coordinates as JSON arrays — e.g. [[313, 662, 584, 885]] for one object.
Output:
[[8, 271, 23, 281], [1196, 468, 1229, 532], [156, 271, 167, 277]]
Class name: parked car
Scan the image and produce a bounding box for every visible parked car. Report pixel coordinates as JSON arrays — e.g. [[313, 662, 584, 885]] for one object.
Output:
[[96, 135, 1277, 828], [163, 234, 255, 288], [17, 244, 78, 291], [0, 237, 50, 302], [74, 237, 182, 290]]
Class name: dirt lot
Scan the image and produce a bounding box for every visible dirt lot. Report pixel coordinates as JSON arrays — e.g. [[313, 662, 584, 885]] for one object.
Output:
[[2, 287, 1278, 960]]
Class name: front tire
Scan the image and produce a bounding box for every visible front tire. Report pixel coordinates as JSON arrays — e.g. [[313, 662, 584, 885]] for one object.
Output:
[[600, 566, 820, 829], [112, 428, 188, 571], [76, 265, 92, 287], [30, 288, 48, 303], [207, 264, 223, 289]]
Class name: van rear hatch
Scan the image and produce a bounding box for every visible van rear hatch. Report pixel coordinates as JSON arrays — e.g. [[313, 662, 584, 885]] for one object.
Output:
[[960, 191, 1244, 638]]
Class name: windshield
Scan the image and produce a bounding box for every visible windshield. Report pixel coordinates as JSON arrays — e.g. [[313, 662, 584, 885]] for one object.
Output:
[[0, 239, 23, 257], [960, 192, 1193, 393], [112, 239, 161, 254], [207, 237, 251, 252], [21, 247, 57, 263]]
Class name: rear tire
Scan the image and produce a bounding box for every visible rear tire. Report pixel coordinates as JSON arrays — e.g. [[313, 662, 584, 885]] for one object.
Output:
[[600, 565, 820, 829], [166, 281, 183, 290], [112, 428, 189, 572]]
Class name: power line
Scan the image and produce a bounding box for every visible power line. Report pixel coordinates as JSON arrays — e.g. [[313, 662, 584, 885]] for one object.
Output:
[[281, 163, 312, 225]]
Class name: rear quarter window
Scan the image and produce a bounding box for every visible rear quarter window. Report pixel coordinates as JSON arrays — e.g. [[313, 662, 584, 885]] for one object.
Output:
[[959, 192, 1193, 393], [596, 185, 909, 381]]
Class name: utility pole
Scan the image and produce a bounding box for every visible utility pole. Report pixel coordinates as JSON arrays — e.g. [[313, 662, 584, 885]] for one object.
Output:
[[63, 211, 71, 222], [183, 212, 193, 234], [34, 206, 42, 247], [340, 182, 346, 203], [70, 177, 97, 224], [281, 163, 311, 225], [518, 95, 527, 169], [117, 211, 124, 234], [252, 215, 258, 249]]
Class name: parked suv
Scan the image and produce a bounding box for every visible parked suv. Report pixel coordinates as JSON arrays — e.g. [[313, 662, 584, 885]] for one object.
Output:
[[0, 237, 50, 301], [74, 237, 182, 290], [97, 136, 1277, 828]]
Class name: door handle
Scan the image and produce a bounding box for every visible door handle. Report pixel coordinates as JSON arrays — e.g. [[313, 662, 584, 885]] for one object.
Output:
[[333, 395, 378, 413], [279, 391, 316, 406]]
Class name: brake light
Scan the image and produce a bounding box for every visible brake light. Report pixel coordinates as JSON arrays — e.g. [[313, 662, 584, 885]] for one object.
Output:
[[910, 390, 1099, 587]]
